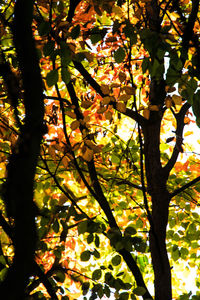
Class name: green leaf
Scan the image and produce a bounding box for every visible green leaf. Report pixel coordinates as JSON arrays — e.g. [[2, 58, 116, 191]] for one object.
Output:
[[92, 269, 102, 280], [60, 42, 72, 66], [54, 270, 65, 283], [133, 286, 146, 296], [118, 292, 129, 300], [93, 248, 100, 259], [71, 25, 80, 39], [46, 69, 58, 87], [124, 226, 137, 236], [52, 219, 60, 233], [114, 47, 126, 64], [90, 34, 102, 44], [82, 282, 90, 295], [38, 21, 51, 36], [80, 250, 91, 261], [43, 41, 55, 57], [95, 234, 100, 247], [111, 255, 121, 266], [87, 233, 94, 244], [78, 220, 88, 234], [61, 68, 71, 84]]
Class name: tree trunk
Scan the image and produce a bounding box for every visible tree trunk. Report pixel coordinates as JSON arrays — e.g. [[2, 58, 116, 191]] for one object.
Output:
[[143, 114, 172, 300]]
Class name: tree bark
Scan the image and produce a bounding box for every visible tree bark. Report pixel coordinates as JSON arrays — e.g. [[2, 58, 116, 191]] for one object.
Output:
[[143, 114, 172, 300]]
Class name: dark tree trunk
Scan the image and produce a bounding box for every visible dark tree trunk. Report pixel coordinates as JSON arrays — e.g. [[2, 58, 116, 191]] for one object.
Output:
[[143, 114, 172, 300]]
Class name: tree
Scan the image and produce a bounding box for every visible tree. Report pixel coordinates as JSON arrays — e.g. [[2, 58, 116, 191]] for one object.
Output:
[[0, 0, 200, 299]]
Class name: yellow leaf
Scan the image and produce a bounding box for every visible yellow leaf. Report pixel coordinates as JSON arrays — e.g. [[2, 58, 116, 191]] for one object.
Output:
[[149, 105, 159, 111], [119, 71, 126, 83], [102, 96, 111, 105], [172, 94, 182, 105], [70, 120, 80, 130], [143, 109, 150, 119], [112, 6, 124, 18], [118, 94, 131, 103], [105, 110, 112, 121], [184, 131, 193, 137], [81, 100, 93, 109], [81, 146, 94, 161], [116, 102, 126, 113], [101, 84, 110, 95], [124, 86, 136, 95]]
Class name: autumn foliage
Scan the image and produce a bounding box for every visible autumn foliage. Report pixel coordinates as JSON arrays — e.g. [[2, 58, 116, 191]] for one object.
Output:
[[0, 0, 200, 299]]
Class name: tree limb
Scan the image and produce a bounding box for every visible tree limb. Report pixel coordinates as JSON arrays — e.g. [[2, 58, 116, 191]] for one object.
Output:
[[163, 102, 191, 175], [170, 175, 200, 199], [73, 60, 146, 125]]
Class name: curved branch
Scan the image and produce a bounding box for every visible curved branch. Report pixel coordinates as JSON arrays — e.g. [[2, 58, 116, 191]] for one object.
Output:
[[163, 102, 191, 175]]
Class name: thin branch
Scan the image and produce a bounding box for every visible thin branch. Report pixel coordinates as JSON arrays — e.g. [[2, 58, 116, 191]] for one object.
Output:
[[72, 60, 146, 125], [163, 102, 191, 175], [170, 176, 200, 199]]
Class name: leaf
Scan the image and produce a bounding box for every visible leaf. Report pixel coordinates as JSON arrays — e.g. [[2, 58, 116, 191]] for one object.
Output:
[[102, 96, 112, 105], [90, 34, 102, 44], [70, 120, 80, 130], [92, 269, 102, 280], [80, 250, 91, 261], [119, 71, 126, 83], [124, 86, 136, 95], [81, 100, 93, 109], [71, 25, 80, 39], [172, 94, 182, 105], [133, 287, 146, 296], [105, 110, 112, 121], [43, 41, 55, 56], [81, 146, 94, 161], [111, 255, 121, 266], [114, 47, 126, 63], [116, 102, 126, 112], [61, 68, 71, 84], [101, 84, 110, 95], [46, 69, 58, 87], [165, 96, 172, 108], [38, 21, 51, 36], [118, 94, 131, 102]]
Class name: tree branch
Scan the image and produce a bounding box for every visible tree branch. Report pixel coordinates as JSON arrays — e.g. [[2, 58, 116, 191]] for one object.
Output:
[[163, 102, 191, 175], [73, 60, 146, 125], [170, 175, 200, 199]]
